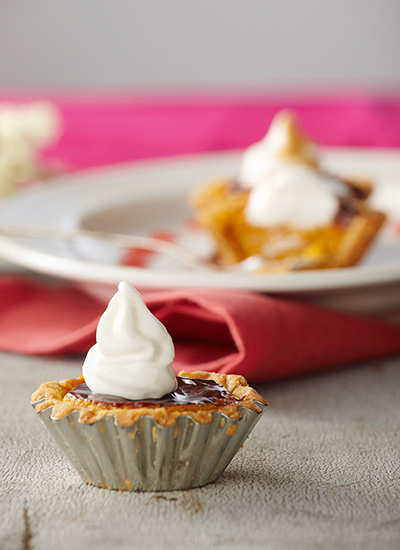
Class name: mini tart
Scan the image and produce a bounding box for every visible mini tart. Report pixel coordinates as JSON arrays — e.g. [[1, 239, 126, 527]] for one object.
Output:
[[32, 371, 266, 427], [189, 177, 385, 270], [32, 370, 266, 491]]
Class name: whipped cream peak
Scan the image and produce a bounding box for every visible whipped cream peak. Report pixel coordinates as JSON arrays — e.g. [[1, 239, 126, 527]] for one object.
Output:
[[263, 110, 317, 162], [244, 164, 338, 229], [83, 281, 177, 401], [238, 110, 318, 188]]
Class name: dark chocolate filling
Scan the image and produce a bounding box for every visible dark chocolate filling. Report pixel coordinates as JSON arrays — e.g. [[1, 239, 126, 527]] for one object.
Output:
[[67, 376, 239, 409], [322, 172, 367, 226]]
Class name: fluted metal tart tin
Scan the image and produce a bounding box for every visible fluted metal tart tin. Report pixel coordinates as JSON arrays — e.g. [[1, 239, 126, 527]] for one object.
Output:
[[32, 400, 265, 491]]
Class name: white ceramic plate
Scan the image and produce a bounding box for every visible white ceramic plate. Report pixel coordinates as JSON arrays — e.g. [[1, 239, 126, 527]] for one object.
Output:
[[0, 149, 399, 315]]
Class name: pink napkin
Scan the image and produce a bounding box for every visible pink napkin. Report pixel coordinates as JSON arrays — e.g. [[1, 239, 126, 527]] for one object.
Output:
[[0, 277, 399, 382]]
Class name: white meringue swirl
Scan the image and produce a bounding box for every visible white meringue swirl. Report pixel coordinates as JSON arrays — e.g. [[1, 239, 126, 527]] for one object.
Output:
[[244, 164, 339, 229], [238, 110, 318, 189], [83, 281, 177, 400], [239, 110, 340, 229]]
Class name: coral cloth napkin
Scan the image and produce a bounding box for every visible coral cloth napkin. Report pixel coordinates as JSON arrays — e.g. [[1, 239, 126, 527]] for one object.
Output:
[[0, 94, 400, 381], [0, 277, 399, 382]]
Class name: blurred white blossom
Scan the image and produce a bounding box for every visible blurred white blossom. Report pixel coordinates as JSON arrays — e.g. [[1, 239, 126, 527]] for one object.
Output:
[[0, 102, 61, 198]]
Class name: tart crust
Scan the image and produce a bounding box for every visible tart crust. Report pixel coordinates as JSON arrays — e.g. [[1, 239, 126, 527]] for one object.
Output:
[[31, 371, 266, 427]]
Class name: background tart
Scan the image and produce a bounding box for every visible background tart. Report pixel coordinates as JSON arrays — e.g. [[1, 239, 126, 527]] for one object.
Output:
[[189, 176, 385, 271]]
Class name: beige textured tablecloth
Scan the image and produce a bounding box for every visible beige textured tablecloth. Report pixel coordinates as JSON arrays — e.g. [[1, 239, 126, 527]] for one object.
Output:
[[1, 352, 399, 550]]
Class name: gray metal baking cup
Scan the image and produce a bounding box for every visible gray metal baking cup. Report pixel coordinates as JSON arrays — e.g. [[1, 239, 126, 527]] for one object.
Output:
[[32, 400, 265, 491]]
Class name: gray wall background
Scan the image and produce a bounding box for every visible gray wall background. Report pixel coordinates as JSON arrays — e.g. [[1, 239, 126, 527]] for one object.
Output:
[[1, 0, 399, 90]]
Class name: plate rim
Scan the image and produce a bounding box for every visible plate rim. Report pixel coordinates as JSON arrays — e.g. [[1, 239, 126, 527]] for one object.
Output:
[[0, 147, 399, 293]]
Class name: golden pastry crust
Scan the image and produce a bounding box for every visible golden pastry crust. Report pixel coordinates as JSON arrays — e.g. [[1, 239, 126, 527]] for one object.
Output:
[[190, 178, 385, 269], [331, 209, 386, 268], [31, 371, 266, 427]]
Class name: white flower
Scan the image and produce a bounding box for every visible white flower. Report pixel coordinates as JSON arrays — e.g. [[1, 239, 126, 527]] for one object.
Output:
[[0, 101, 61, 199]]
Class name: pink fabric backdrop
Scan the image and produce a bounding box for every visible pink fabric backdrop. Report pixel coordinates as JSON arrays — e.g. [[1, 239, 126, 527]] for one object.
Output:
[[2, 92, 400, 169]]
